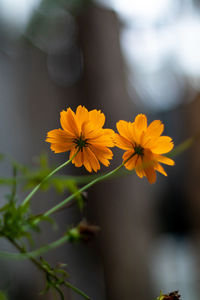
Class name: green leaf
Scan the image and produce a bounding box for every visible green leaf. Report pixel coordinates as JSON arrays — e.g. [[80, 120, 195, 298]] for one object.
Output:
[[0, 198, 42, 240], [39, 153, 49, 170]]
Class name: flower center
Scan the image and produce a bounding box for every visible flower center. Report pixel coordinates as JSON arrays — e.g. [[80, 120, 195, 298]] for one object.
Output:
[[74, 134, 88, 151], [134, 145, 144, 156]]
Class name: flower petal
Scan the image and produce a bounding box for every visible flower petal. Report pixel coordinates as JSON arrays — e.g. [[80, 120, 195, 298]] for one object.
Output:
[[154, 163, 167, 176], [76, 106, 89, 129], [73, 150, 84, 167], [135, 169, 145, 178], [89, 131, 115, 147], [114, 133, 133, 150], [89, 109, 105, 128], [123, 151, 138, 170], [116, 120, 131, 140], [134, 114, 147, 132], [70, 146, 77, 162], [46, 129, 74, 153], [117, 120, 141, 145], [81, 121, 100, 139], [154, 154, 175, 166], [151, 136, 174, 154], [146, 120, 164, 137], [135, 152, 157, 183], [60, 108, 79, 137], [49, 144, 71, 153], [144, 166, 156, 184], [83, 147, 100, 172], [89, 144, 113, 167], [132, 123, 142, 145]]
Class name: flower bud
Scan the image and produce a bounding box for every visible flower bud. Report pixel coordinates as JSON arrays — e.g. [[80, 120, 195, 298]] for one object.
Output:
[[157, 291, 181, 300], [67, 220, 100, 243]]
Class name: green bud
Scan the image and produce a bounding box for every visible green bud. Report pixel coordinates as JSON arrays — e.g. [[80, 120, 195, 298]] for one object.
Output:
[[67, 227, 81, 242]]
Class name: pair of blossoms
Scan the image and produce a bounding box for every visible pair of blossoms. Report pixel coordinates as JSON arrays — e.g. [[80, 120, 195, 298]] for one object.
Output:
[[46, 105, 174, 184]]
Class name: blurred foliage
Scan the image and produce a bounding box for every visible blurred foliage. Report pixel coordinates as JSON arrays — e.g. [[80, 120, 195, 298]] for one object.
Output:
[[0, 291, 8, 300], [0, 152, 86, 210], [0, 157, 52, 242], [0, 152, 91, 299], [40, 257, 69, 299], [0, 201, 39, 241]]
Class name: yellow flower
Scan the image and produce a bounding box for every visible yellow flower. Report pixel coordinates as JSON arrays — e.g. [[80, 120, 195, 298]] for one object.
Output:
[[46, 106, 114, 172], [115, 114, 175, 183]]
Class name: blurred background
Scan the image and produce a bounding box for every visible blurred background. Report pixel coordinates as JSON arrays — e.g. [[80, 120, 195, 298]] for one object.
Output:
[[0, 0, 200, 299]]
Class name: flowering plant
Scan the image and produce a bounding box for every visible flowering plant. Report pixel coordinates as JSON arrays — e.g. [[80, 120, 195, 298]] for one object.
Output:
[[0, 105, 190, 299]]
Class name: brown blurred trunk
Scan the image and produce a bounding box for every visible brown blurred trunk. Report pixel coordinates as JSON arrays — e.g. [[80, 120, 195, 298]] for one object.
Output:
[[76, 4, 154, 300]]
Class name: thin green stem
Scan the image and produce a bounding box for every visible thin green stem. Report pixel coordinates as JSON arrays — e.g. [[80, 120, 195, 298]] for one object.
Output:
[[29, 235, 70, 257], [63, 281, 90, 299], [5, 237, 90, 299], [22, 151, 79, 206], [54, 286, 64, 300], [43, 153, 136, 218], [0, 235, 70, 259]]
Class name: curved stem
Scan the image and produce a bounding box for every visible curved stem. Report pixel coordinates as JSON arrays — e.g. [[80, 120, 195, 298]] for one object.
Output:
[[6, 237, 90, 299], [43, 153, 136, 218], [28, 235, 70, 257], [22, 151, 79, 206], [55, 287, 65, 300], [0, 235, 70, 259], [64, 281, 89, 298]]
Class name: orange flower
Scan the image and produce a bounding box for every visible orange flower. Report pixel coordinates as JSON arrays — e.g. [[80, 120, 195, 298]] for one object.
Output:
[[115, 114, 175, 183], [46, 106, 114, 172]]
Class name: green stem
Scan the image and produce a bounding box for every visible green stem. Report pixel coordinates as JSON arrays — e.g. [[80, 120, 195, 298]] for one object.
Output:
[[63, 281, 90, 299], [0, 235, 70, 259], [43, 153, 136, 218], [6, 237, 90, 299], [22, 151, 79, 206], [29, 235, 70, 257], [54, 286, 64, 300]]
